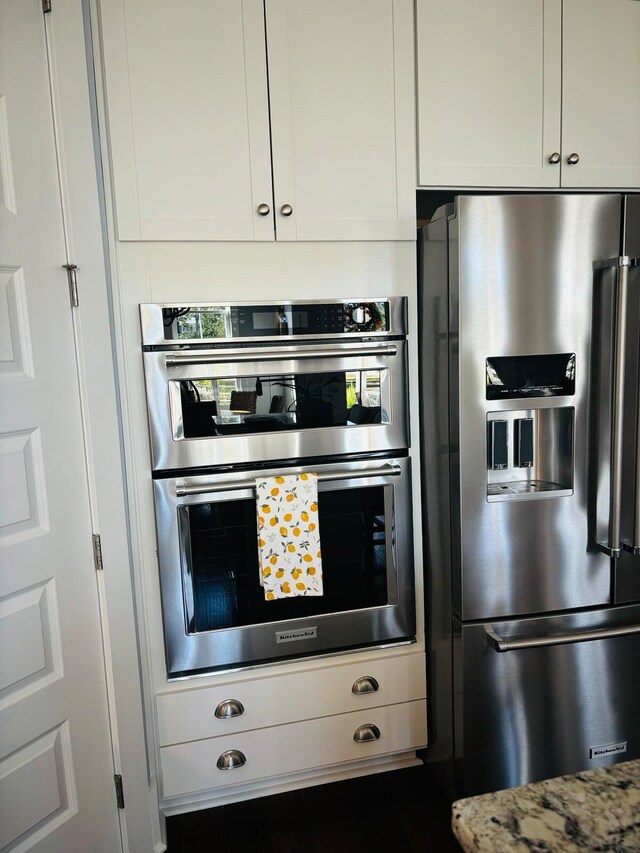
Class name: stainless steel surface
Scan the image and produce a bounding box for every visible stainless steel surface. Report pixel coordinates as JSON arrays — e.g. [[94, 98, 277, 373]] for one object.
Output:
[[164, 342, 398, 366], [567, 152, 580, 164], [596, 257, 631, 556], [143, 339, 409, 472], [216, 750, 246, 770], [280, 203, 293, 216], [418, 194, 640, 799], [452, 195, 619, 619], [257, 203, 270, 216], [548, 152, 561, 164], [351, 676, 379, 694], [154, 455, 415, 677], [176, 463, 401, 496], [457, 606, 640, 795], [214, 699, 245, 719], [353, 723, 380, 743], [486, 621, 640, 652]]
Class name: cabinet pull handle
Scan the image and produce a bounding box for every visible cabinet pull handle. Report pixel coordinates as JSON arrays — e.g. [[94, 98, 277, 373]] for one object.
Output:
[[352, 676, 379, 695], [548, 152, 561, 165], [214, 699, 245, 719], [257, 203, 271, 216], [353, 723, 381, 743], [216, 749, 246, 770], [567, 152, 580, 165], [280, 203, 293, 216]]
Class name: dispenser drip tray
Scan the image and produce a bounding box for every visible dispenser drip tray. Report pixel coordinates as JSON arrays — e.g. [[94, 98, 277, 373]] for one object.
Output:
[[487, 480, 573, 502]]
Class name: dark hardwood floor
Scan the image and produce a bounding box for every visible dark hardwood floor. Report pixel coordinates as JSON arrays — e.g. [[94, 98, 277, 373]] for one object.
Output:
[[166, 763, 462, 852]]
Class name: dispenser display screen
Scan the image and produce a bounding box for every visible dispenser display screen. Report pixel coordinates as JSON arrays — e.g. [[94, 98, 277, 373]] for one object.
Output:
[[486, 353, 575, 400]]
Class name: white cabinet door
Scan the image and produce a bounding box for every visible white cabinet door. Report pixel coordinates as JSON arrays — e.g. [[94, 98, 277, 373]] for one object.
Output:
[[561, 0, 640, 189], [99, 0, 273, 240], [0, 3, 120, 850], [266, 0, 415, 240], [416, 0, 562, 188]]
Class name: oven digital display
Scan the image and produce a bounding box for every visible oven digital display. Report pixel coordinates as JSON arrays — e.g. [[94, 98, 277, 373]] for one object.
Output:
[[251, 310, 309, 331]]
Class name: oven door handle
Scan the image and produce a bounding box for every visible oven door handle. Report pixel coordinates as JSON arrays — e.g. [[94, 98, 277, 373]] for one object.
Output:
[[175, 463, 402, 496], [165, 344, 398, 367]]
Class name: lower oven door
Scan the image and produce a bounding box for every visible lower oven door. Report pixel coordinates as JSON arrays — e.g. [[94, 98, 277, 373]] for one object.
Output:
[[153, 456, 415, 678]]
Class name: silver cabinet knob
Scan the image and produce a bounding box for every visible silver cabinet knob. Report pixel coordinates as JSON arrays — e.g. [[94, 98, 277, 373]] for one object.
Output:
[[257, 203, 271, 216], [352, 676, 379, 695], [214, 699, 245, 719], [567, 152, 580, 165], [280, 203, 293, 217], [216, 749, 246, 770], [548, 152, 561, 165], [353, 723, 381, 743]]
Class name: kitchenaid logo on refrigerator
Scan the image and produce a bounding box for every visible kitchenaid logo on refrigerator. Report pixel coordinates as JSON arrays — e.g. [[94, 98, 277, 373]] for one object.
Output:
[[589, 741, 627, 759], [276, 627, 318, 643]]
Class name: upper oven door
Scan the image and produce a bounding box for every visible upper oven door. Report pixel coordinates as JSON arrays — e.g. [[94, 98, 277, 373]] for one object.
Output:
[[143, 340, 409, 471]]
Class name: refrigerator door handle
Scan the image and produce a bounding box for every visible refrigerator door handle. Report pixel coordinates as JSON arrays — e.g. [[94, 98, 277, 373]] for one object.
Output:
[[623, 258, 640, 556], [486, 622, 640, 652], [593, 256, 632, 557]]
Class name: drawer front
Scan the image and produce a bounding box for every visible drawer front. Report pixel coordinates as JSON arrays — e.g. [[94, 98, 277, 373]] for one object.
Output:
[[160, 699, 427, 798], [156, 652, 426, 746]]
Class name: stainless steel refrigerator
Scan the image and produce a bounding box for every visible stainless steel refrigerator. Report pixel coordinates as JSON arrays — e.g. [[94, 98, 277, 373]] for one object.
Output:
[[418, 194, 640, 798]]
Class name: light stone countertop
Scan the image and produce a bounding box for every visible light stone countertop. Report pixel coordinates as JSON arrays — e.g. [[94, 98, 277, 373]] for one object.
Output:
[[452, 760, 640, 852]]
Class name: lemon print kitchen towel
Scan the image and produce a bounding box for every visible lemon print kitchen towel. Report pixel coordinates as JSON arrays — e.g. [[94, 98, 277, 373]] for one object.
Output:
[[256, 473, 323, 600]]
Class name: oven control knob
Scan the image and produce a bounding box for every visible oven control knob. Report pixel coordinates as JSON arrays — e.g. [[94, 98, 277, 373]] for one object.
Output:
[[216, 749, 246, 770], [215, 699, 245, 719], [352, 676, 379, 695], [353, 724, 381, 743]]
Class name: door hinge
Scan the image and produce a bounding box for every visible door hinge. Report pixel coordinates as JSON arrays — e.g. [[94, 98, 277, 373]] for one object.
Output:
[[92, 534, 104, 571], [63, 264, 79, 307], [42, 0, 52, 13], [114, 774, 125, 809]]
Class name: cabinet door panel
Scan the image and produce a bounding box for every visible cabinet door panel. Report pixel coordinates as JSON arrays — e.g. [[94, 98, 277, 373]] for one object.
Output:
[[266, 0, 415, 240], [562, 0, 640, 189], [416, 0, 562, 188], [99, 0, 273, 240]]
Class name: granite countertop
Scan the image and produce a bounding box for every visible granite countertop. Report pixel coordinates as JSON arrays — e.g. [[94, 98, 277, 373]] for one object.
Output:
[[452, 760, 640, 852]]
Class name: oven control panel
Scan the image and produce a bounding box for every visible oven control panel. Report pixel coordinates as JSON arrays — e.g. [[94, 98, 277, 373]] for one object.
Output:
[[140, 299, 406, 346]]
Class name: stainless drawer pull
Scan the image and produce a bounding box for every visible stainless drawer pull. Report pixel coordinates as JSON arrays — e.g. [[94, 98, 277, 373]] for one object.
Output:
[[216, 749, 246, 770], [352, 676, 379, 695], [353, 723, 381, 743], [214, 699, 245, 719], [486, 622, 640, 652]]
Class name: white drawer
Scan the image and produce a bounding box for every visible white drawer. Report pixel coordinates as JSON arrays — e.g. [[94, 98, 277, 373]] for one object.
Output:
[[156, 652, 426, 746], [160, 699, 427, 798]]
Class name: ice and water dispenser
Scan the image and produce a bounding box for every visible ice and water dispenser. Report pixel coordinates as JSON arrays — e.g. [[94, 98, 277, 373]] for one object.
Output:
[[485, 353, 575, 502]]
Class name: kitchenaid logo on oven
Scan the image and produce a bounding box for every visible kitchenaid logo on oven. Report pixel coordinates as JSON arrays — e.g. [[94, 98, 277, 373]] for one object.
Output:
[[589, 741, 627, 759], [276, 627, 318, 643]]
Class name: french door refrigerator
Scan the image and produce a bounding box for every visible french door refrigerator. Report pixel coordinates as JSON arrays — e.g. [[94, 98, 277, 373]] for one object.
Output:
[[418, 194, 640, 798]]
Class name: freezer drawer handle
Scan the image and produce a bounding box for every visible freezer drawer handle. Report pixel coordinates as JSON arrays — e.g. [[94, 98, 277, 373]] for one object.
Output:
[[165, 343, 398, 367], [176, 464, 402, 497], [486, 622, 640, 652], [593, 256, 632, 557]]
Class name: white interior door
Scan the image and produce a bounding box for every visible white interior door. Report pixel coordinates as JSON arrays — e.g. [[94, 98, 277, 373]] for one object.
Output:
[[0, 3, 121, 851]]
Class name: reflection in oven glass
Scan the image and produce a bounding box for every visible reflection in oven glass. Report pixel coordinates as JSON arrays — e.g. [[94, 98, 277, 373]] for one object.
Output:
[[176, 369, 388, 439], [184, 485, 390, 633]]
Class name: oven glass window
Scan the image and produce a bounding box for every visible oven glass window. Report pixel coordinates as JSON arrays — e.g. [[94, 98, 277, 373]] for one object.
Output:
[[180, 485, 391, 632], [174, 370, 389, 438]]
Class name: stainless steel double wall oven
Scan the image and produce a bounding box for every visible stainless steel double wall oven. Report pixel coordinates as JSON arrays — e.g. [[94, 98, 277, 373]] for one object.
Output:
[[140, 299, 415, 678]]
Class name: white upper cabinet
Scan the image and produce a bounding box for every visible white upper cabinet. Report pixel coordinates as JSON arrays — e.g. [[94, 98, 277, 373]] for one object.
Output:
[[416, 0, 640, 190], [99, 0, 415, 241], [561, 0, 640, 189]]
